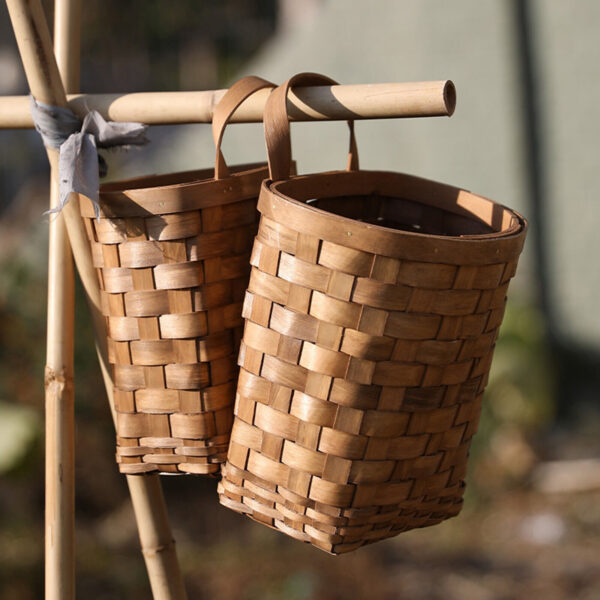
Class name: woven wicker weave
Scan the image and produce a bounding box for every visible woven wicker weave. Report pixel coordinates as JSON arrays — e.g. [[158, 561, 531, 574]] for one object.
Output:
[[79, 76, 275, 475], [218, 73, 527, 553]]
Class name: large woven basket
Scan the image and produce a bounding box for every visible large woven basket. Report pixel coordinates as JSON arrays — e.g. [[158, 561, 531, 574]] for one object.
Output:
[[218, 73, 528, 553], [79, 76, 275, 475]]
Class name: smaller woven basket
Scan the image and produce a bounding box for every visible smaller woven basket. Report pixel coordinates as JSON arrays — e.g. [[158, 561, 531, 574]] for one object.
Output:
[[218, 73, 528, 553], [79, 76, 275, 475]]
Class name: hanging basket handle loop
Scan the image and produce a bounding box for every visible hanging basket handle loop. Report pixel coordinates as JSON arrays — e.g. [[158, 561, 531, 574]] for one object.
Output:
[[264, 72, 359, 181], [212, 75, 276, 180]]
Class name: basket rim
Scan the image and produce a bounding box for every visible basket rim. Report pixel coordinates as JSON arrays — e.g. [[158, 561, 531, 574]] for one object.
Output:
[[99, 162, 267, 195], [259, 169, 527, 263], [268, 169, 526, 239], [80, 163, 270, 219]]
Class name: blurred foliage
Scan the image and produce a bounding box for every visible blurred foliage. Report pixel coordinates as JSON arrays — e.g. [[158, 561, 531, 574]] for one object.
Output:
[[76, 0, 278, 93], [473, 302, 554, 447], [466, 300, 556, 506], [0, 256, 46, 408], [0, 401, 40, 475], [486, 301, 555, 428]]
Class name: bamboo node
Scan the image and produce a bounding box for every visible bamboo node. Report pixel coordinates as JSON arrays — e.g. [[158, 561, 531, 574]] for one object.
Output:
[[140, 539, 176, 557], [44, 365, 73, 389]]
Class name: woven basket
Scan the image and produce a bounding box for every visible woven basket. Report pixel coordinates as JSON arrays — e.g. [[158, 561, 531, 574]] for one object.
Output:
[[218, 73, 528, 553], [79, 76, 276, 475]]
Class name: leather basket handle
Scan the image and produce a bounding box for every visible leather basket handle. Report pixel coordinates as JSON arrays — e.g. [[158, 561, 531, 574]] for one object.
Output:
[[263, 72, 359, 181], [212, 75, 276, 180]]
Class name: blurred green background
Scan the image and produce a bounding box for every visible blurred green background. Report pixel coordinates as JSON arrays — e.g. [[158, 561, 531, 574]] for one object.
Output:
[[1, 1, 599, 599]]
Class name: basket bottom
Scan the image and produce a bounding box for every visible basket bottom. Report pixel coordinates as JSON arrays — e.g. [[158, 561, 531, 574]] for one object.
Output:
[[116, 435, 231, 475], [217, 462, 465, 555]]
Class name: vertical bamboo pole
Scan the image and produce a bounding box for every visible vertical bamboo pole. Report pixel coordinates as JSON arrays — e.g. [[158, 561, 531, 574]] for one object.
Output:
[[44, 2, 80, 597], [45, 0, 79, 595], [5, 1, 187, 598], [44, 167, 75, 599]]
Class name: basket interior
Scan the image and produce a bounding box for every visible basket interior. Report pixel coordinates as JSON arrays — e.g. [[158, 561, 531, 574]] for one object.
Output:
[[307, 194, 495, 237]]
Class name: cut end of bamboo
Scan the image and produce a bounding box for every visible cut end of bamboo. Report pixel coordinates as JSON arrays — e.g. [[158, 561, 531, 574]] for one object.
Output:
[[444, 80, 457, 116]]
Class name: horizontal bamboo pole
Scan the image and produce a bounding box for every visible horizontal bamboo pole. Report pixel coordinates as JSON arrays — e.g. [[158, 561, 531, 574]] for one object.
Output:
[[0, 80, 455, 128]]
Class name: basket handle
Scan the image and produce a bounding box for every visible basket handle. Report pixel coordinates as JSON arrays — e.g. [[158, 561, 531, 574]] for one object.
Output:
[[212, 75, 276, 180], [264, 72, 359, 181]]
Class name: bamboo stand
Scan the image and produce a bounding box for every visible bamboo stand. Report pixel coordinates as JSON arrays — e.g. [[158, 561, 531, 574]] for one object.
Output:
[[1, 0, 456, 597]]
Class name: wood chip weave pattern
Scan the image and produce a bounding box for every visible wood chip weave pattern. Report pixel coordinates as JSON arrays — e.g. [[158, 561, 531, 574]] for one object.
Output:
[[80, 163, 268, 474], [218, 168, 527, 553]]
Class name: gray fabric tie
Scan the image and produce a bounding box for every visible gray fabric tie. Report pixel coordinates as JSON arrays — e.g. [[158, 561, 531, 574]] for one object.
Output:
[[29, 96, 149, 218]]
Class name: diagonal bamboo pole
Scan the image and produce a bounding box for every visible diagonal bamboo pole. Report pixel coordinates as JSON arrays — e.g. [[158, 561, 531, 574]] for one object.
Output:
[[44, 1, 80, 597], [5, 1, 187, 598]]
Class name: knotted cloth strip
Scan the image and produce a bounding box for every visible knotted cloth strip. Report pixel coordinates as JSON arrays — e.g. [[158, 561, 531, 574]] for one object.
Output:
[[29, 96, 149, 218]]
